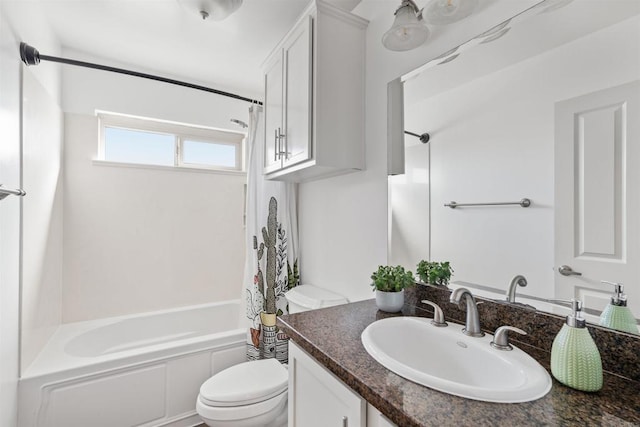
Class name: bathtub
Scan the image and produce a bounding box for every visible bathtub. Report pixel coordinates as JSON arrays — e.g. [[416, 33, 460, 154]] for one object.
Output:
[[19, 301, 246, 427]]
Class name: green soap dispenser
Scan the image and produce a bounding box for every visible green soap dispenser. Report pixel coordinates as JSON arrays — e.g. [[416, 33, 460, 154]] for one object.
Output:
[[599, 281, 639, 334], [550, 299, 603, 392]]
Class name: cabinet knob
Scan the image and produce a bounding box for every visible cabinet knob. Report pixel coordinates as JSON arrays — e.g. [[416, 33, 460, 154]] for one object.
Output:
[[342, 416, 348, 427]]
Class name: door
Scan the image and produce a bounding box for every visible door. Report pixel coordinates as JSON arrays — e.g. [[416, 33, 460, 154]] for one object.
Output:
[[555, 80, 640, 319], [264, 49, 284, 174], [282, 16, 312, 169]]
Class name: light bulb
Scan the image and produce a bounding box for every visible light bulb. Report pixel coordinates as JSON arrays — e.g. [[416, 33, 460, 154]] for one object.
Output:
[[425, 0, 478, 25]]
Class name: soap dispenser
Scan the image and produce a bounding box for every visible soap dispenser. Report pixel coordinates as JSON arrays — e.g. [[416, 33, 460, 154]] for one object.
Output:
[[599, 281, 639, 334], [550, 299, 603, 392]]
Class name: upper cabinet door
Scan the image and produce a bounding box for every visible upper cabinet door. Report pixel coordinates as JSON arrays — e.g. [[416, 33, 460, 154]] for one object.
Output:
[[282, 16, 312, 169], [264, 50, 284, 174]]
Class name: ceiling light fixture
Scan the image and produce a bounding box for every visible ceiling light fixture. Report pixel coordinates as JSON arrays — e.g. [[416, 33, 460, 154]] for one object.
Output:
[[382, 0, 430, 52], [178, 0, 243, 21], [424, 0, 478, 25]]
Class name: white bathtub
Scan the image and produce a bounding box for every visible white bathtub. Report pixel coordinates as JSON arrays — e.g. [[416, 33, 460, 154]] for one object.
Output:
[[19, 301, 246, 427]]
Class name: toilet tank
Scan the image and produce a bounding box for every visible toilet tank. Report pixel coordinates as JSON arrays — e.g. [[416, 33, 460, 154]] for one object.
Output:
[[285, 285, 348, 314]]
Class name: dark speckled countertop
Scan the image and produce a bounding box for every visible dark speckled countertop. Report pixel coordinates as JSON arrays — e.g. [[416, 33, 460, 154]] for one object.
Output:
[[277, 288, 640, 427]]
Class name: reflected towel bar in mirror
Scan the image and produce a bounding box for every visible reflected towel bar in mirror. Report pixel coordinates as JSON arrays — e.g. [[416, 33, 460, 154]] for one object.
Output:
[[445, 198, 531, 209]]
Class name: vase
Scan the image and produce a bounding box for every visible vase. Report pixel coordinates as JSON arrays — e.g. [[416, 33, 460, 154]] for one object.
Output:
[[375, 289, 405, 313]]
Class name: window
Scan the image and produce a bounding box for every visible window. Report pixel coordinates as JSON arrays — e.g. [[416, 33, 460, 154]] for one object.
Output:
[[97, 112, 245, 172]]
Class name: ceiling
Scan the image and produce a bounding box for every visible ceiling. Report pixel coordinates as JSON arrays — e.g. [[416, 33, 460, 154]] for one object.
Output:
[[36, 0, 362, 100]]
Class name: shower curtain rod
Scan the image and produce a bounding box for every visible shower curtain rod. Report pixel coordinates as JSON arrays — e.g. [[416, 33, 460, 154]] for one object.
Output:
[[19, 42, 263, 106]]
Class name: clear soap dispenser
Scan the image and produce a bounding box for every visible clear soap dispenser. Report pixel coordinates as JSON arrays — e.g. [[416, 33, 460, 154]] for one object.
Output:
[[550, 299, 603, 392], [599, 281, 639, 334]]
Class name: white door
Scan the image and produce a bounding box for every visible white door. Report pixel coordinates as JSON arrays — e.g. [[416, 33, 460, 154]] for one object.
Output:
[[555, 80, 640, 319], [282, 16, 312, 169], [264, 49, 284, 174]]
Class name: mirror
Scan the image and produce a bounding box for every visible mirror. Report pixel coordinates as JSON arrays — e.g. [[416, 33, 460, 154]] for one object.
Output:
[[389, 0, 640, 334]]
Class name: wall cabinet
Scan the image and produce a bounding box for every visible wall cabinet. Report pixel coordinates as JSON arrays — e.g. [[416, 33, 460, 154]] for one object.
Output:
[[262, 0, 368, 182], [289, 342, 397, 427]]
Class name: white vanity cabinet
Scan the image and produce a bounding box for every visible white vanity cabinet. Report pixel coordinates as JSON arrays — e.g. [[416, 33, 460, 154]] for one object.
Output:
[[262, 0, 368, 182], [288, 342, 397, 427]]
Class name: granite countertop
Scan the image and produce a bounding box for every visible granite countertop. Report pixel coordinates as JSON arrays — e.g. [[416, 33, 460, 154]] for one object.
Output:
[[277, 299, 640, 427]]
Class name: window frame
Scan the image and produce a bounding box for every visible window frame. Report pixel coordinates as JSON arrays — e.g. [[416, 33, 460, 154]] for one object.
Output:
[[97, 112, 245, 172]]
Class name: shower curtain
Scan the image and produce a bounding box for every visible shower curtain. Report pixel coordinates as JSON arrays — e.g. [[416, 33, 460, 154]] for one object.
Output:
[[243, 106, 298, 363]]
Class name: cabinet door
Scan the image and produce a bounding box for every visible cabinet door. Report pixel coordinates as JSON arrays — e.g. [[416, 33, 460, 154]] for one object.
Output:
[[282, 16, 313, 169], [289, 342, 365, 427], [264, 49, 284, 174]]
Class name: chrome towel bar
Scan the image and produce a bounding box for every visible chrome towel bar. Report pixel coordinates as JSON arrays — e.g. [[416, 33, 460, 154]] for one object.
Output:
[[0, 185, 26, 201], [445, 198, 531, 209]]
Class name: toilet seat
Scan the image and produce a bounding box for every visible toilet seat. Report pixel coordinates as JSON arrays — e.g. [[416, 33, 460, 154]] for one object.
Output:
[[197, 388, 287, 422], [199, 359, 288, 407]]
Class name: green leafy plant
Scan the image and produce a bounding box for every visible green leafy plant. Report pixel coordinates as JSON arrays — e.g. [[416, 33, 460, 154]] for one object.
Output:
[[416, 260, 453, 286], [370, 265, 415, 292]]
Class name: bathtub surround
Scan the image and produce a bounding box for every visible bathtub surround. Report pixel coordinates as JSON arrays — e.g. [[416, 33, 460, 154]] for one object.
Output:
[[60, 49, 248, 322], [62, 114, 246, 322], [21, 70, 64, 373], [278, 285, 640, 426], [244, 107, 298, 363]]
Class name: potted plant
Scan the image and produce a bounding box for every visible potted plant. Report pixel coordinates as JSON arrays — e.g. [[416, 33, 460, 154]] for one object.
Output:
[[416, 260, 453, 287], [370, 265, 415, 312]]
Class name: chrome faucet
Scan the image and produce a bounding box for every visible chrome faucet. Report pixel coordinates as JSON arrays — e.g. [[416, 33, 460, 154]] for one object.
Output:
[[506, 275, 527, 303], [450, 288, 484, 337]]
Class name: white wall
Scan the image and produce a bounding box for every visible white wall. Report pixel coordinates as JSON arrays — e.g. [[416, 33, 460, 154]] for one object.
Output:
[[62, 51, 249, 322], [298, 0, 538, 301], [407, 16, 640, 299]]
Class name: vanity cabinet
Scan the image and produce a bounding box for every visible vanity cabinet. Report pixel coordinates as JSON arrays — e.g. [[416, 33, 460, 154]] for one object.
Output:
[[289, 342, 397, 427], [262, 0, 368, 182]]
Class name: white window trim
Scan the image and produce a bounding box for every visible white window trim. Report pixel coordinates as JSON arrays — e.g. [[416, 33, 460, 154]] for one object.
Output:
[[97, 111, 246, 172]]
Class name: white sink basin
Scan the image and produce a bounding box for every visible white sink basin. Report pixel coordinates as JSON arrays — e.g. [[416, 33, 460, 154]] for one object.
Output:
[[361, 317, 552, 403]]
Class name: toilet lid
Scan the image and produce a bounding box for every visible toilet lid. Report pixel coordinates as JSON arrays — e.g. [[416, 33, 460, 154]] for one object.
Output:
[[200, 359, 288, 407], [285, 284, 348, 310]]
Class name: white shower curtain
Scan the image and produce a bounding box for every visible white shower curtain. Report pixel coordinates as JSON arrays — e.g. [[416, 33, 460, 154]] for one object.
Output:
[[243, 106, 298, 363]]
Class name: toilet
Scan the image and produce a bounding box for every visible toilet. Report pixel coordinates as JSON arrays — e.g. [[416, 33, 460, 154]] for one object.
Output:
[[196, 284, 348, 427]]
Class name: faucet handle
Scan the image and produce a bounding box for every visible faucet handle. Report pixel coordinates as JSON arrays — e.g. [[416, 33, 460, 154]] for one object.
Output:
[[490, 326, 527, 351], [421, 300, 447, 327]]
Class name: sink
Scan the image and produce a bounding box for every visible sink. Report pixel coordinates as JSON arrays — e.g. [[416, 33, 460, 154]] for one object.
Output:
[[361, 316, 552, 403]]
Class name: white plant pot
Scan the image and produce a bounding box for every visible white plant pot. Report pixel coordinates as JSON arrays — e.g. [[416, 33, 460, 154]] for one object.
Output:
[[375, 289, 405, 313]]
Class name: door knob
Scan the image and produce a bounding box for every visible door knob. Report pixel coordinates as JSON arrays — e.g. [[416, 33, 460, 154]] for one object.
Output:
[[558, 265, 582, 276]]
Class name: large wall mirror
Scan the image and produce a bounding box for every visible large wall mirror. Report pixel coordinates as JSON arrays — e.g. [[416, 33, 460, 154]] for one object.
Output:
[[389, 0, 640, 335]]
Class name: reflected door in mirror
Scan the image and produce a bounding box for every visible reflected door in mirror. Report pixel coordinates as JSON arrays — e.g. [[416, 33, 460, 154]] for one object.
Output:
[[555, 80, 640, 319]]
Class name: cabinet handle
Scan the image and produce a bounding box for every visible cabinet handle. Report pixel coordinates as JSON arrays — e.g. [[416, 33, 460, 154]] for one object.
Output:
[[274, 127, 287, 160], [283, 129, 288, 160], [274, 129, 279, 161], [342, 416, 348, 427]]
